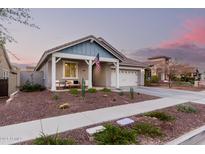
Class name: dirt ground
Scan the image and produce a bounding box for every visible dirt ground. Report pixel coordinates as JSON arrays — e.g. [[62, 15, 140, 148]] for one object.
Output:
[[21, 102, 205, 145], [0, 90, 158, 126]]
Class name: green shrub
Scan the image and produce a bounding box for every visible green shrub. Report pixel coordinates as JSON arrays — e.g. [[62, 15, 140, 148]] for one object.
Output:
[[174, 81, 193, 87], [180, 75, 195, 84], [177, 104, 197, 113], [52, 93, 59, 100], [88, 88, 97, 93], [33, 133, 76, 145], [20, 81, 45, 92], [145, 80, 152, 86], [133, 122, 163, 138], [144, 111, 175, 121], [70, 88, 79, 96], [150, 75, 159, 83], [101, 88, 111, 92], [94, 124, 137, 145]]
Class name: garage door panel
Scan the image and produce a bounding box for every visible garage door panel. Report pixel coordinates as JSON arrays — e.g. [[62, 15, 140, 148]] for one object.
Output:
[[111, 69, 139, 87]]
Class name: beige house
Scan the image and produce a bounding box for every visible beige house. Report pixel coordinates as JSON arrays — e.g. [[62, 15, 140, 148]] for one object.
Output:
[[146, 56, 171, 81], [35, 35, 147, 91], [0, 46, 19, 97]]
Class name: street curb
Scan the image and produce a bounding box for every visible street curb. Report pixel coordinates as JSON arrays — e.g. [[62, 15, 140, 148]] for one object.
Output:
[[166, 125, 205, 145]]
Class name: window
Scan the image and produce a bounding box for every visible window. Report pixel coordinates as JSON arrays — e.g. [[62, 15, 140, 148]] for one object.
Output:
[[63, 61, 78, 79], [3, 70, 9, 79]]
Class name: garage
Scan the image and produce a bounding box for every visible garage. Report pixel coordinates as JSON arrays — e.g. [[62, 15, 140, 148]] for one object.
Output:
[[111, 69, 140, 87]]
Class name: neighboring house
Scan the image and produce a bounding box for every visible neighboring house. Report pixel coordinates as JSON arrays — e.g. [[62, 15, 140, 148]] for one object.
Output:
[[201, 72, 205, 81], [146, 56, 170, 81], [35, 35, 147, 91], [0, 46, 19, 97], [146, 56, 197, 82]]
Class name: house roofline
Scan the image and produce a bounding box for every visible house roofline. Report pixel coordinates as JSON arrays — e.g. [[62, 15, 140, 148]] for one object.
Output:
[[0, 45, 13, 70], [35, 35, 125, 71]]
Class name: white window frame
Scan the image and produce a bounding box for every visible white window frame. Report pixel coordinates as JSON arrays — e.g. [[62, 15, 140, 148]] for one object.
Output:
[[62, 60, 78, 79], [2, 69, 9, 79]]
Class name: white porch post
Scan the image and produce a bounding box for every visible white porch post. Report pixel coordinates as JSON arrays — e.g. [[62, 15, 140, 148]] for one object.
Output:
[[116, 61, 120, 88], [140, 68, 145, 86], [51, 55, 56, 91], [45, 61, 48, 88], [88, 59, 93, 88]]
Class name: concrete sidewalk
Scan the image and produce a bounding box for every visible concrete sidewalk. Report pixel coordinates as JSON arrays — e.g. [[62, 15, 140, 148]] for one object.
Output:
[[0, 97, 188, 145]]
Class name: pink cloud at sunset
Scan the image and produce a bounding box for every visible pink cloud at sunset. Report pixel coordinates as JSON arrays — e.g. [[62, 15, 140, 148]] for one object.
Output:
[[160, 17, 205, 48]]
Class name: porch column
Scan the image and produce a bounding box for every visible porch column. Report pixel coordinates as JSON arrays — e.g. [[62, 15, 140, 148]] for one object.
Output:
[[88, 59, 93, 88], [45, 61, 48, 88], [116, 61, 120, 88], [51, 55, 56, 91], [140, 68, 145, 86]]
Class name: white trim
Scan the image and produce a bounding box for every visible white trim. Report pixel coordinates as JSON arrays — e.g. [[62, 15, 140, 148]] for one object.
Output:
[[111, 66, 142, 71], [2, 69, 9, 79], [116, 61, 120, 88], [62, 60, 79, 79], [56, 57, 61, 63], [53, 52, 118, 63], [88, 59, 92, 88], [51, 55, 56, 91], [85, 60, 95, 66], [85, 60, 89, 65]]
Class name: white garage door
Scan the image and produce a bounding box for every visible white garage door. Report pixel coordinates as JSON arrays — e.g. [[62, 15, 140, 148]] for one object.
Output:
[[111, 69, 139, 87]]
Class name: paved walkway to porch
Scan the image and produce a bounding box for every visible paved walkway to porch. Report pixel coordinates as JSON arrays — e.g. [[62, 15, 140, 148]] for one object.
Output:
[[0, 87, 205, 144]]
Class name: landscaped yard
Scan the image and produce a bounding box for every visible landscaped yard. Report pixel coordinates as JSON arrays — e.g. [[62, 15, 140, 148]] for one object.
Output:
[[0, 89, 158, 126], [146, 82, 205, 92], [22, 102, 205, 145]]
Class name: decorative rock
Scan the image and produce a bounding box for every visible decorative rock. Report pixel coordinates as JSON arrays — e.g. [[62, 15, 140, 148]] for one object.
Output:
[[86, 125, 105, 135], [116, 118, 134, 126], [59, 103, 69, 109], [88, 136, 94, 142], [103, 94, 108, 97]]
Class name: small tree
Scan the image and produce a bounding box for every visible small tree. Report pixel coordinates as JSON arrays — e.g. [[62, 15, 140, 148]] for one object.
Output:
[[167, 59, 179, 88], [0, 8, 39, 45]]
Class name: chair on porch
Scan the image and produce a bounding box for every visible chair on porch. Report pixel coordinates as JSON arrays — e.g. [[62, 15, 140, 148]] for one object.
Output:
[[65, 80, 81, 88], [56, 80, 66, 89]]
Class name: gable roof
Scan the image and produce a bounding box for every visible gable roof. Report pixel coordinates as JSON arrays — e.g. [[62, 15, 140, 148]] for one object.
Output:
[[97, 37, 147, 68], [35, 35, 147, 70], [0, 45, 12, 70]]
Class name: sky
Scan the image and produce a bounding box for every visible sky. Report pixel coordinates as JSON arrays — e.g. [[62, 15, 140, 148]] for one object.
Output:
[[4, 8, 205, 65]]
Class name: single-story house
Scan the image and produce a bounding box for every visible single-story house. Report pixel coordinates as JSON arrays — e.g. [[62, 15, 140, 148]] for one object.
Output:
[[35, 35, 147, 91], [0, 46, 19, 97]]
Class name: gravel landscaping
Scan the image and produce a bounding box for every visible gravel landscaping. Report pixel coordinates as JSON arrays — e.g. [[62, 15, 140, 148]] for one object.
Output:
[[147, 83, 205, 92], [0, 90, 158, 126], [21, 102, 205, 145]]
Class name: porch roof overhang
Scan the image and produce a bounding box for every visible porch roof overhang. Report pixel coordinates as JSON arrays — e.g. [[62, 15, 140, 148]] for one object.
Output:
[[53, 52, 119, 63]]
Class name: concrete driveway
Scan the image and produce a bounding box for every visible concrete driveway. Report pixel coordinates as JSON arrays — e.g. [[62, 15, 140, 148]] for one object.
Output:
[[121, 86, 205, 103]]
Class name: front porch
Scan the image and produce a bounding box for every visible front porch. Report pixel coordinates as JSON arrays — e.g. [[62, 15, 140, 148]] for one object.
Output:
[[49, 52, 120, 91]]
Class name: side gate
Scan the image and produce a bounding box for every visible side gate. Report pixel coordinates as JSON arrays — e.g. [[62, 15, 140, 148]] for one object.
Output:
[[0, 79, 8, 97]]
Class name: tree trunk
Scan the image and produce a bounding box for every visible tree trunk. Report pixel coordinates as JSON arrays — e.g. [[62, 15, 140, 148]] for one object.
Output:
[[169, 78, 172, 88]]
